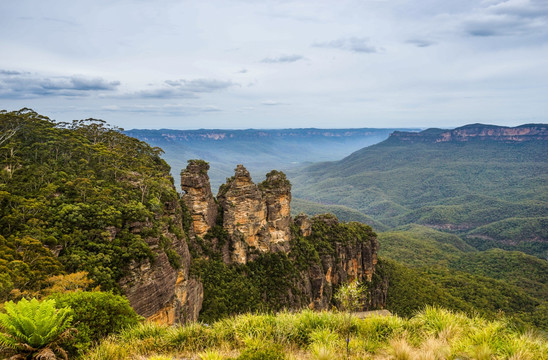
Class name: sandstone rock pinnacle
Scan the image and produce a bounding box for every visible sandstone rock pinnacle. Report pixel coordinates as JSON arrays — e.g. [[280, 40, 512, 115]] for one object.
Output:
[[181, 160, 218, 237]]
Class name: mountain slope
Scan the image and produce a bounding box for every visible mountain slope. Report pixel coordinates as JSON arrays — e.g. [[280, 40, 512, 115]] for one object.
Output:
[[292, 124, 548, 258]]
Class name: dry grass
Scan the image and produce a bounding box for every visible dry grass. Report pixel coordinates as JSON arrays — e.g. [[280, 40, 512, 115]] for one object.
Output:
[[84, 307, 547, 360]]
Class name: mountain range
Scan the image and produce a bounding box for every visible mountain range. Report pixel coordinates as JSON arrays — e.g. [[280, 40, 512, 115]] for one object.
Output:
[[125, 128, 418, 190], [291, 123, 548, 259]]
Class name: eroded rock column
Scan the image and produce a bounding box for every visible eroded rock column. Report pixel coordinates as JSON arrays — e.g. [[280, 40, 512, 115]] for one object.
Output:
[[217, 165, 268, 263], [260, 170, 292, 253], [180, 160, 218, 238]]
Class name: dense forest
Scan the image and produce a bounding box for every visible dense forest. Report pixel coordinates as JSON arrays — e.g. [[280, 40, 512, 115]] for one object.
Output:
[[0, 108, 183, 297], [291, 127, 548, 259]]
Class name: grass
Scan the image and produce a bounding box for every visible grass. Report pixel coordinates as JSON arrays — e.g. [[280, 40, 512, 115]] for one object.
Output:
[[84, 307, 547, 359]]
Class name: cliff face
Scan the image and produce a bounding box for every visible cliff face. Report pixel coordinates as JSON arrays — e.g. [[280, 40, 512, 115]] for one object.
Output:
[[217, 165, 269, 263], [182, 162, 387, 312], [119, 197, 203, 324], [390, 124, 548, 143], [294, 214, 384, 310]]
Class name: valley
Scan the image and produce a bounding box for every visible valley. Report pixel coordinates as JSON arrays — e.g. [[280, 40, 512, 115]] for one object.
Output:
[[125, 128, 416, 191]]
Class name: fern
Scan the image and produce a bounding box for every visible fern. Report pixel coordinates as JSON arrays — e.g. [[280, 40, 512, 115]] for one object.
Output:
[[0, 298, 74, 359]]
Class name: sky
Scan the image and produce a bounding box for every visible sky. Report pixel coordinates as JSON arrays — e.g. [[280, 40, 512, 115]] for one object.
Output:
[[1, 0, 547, 129]]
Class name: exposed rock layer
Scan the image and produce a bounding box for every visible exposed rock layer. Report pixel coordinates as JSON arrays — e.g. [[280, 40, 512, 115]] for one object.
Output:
[[181, 160, 218, 237], [216, 166, 292, 263], [182, 163, 387, 311], [390, 124, 548, 143], [119, 197, 203, 325]]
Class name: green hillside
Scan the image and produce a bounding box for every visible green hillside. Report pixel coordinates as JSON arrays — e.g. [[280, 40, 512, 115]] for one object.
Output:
[[291, 125, 548, 258], [375, 226, 548, 329], [291, 198, 389, 231], [0, 109, 183, 298]]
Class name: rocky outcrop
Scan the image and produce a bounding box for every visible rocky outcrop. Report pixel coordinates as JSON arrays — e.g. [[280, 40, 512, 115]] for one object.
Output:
[[296, 214, 384, 310], [182, 163, 387, 312], [216, 165, 292, 264], [390, 124, 548, 143], [181, 160, 218, 237], [260, 170, 292, 253], [217, 165, 268, 263], [119, 197, 203, 324]]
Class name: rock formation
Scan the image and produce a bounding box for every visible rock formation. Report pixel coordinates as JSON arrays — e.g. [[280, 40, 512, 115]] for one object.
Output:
[[181, 160, 218, 237], [390, 124, 548, 143], [294, 214, 384, 310], [182, 162, 387, 312], [216, 166, 292, 263], [119, 195, 203, 324], [217, 165, 269, 263], [260, 170, 293, 252]]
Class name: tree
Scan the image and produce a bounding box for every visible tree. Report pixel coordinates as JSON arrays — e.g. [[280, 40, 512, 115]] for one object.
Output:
[[48, 291, 142, 354], [334, 281, 365, 360]]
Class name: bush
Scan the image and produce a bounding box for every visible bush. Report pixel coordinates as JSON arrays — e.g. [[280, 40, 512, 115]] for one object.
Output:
[[237, 343, 286, 360], [0, 298, 74, 359], [49, 291, 141, 354]]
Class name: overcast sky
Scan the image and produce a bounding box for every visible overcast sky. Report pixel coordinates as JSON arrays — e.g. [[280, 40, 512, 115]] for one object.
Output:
[[1, 0, 547, 129]]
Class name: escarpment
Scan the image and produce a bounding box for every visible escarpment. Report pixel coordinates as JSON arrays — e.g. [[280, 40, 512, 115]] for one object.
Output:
[[119, 191, 203, 325], [389, 124, 548, 143], [181, 161, 387, 314]]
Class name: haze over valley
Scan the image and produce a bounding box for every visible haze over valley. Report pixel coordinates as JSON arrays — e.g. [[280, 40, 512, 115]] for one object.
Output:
[[126, 127, 418, 190]]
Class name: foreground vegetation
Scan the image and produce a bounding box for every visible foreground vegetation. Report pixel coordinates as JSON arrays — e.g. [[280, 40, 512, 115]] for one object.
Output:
[[85, 307, 547, 360]]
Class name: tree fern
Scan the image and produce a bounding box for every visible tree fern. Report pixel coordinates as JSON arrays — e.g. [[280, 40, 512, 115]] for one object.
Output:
[[0, 298, 74, 359]]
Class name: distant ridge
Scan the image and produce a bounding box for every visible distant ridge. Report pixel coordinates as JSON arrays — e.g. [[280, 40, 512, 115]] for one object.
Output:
[[389, 123, 548, 143], [291, 123, 548, 259], [124, 127, 418, 190], [126, 128, 419, 142]]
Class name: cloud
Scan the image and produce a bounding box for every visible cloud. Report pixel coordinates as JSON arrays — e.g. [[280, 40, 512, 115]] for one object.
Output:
[[131, 79, 236, 99], [101, 104, 221, 116], [406, 39, 436, 47], [261, 100, 285, 106], [463, 0, 548, 37], [0, 71, 120, 98], [313, 37, 379, 53], [0, 70, 25, 75], [490, 0, 548, 19], [261, 54, 304, 63]]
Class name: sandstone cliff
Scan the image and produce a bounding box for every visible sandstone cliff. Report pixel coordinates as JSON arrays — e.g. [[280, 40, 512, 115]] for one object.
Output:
[[119, 193, 203, 325], [390, 124, 548, 143], [182, 162, 387, 313], [181, 160, 218, 238], [216, 166, 292, 264]]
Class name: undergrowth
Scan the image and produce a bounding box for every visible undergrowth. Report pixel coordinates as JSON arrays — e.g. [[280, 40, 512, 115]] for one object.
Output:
[[84, 306, 547, 359]]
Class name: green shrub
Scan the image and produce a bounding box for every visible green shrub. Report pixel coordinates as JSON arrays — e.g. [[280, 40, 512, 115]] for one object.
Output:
[[237, 343, 286, 360], [49, 291, 141, 354], [0, 298, 74, 359]]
